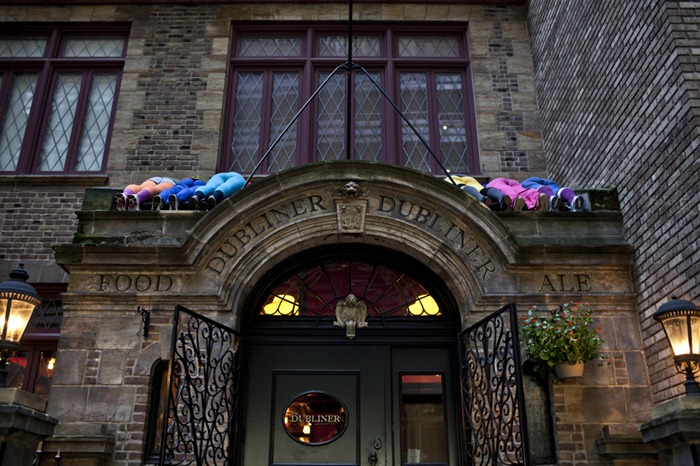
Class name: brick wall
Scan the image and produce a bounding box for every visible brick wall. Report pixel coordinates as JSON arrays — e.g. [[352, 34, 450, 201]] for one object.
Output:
[[527, 0, 700, 403]]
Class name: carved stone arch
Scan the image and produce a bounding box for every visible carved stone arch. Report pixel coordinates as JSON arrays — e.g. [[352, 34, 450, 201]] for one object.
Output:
[[180, 162, 521, 325]]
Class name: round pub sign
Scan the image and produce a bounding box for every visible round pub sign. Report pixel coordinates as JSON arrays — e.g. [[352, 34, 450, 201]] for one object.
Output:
[[283, 392, 349, 445]]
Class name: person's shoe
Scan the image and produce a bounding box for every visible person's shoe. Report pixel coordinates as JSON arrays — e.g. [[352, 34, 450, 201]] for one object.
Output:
[[537, 193, 549, 211], [184, 196, 199, 210], [206, 195, 217, 210], [168, 194, 178, 210], [571, 195, 584, 212], [127, 194, 140, 211], [152, 195, 163, 211], [549, 195, 561, 211], [512, 196, 525, 211], [481, 197, 492, 208], [115, 193, 126, 211], [500, 195, 511, 211]]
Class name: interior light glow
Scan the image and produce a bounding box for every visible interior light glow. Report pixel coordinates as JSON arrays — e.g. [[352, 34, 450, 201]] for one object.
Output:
[[262, 294, 299, 316], [407, 294, 440, 316]]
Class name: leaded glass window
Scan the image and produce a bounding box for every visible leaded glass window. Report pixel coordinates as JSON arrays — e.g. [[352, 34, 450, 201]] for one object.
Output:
[[0, 25, 127, 174], [260, 260, 442, 319], [224, 24, 478, 175]]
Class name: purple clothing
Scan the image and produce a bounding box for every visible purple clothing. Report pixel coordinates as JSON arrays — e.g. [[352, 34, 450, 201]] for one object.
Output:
[[522, 177, 575, 204], [487, 177, 541, 210]]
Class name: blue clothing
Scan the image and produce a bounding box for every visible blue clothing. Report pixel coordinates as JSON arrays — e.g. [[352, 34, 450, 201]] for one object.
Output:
[[194, 172, 245, 201], [159, 178, 206, 206], [522, 177, 560, 197]]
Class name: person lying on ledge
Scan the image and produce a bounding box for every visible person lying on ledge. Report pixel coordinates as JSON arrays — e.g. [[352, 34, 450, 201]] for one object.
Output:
[[486, 177, 549, 211], [115, 176, 176, 211], [184, 172, 246, 210], [521, 177, 584, 212], [446, 175, 510, 211], [151, 176, 207, 210]]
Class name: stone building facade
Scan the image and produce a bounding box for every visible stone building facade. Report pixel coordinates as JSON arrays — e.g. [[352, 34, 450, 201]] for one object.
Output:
[[0, 1, 697, 465]]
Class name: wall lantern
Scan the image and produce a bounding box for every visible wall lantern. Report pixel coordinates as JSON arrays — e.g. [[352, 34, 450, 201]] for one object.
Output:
[[0, 263, 42, 387], [653, 295, 700, 396]]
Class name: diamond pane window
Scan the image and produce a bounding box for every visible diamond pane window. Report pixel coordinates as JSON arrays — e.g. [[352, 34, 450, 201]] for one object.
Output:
[[317, 72, 346, 161], [76, 73, 117, 171], [318, 35, 381, 57], [224, 25, 477, 175], [62, 38, 125, 57], [0, 25, 127, 173], [238, 36, 302, 57], [398, 36, 460, 58], [354, 71, 382, 161], [437, 73, 469, 173], [0, 73, 38, 171], [0, 38, 46, 57], [230, 72, 264, 173], [39, 73, 82, 172], [267, 72, 300, 172], [400, 72, 431, 172], [260, 260, 442, 319]]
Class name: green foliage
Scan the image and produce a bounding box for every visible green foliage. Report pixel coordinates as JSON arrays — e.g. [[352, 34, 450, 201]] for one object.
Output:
[[520, 301, 604, 378]]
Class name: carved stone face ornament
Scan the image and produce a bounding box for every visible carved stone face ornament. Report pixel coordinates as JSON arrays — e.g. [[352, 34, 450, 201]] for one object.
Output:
[[333, 294, 368, 339]]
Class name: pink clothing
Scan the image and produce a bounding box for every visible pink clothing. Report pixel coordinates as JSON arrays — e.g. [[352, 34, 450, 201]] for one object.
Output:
[[486, 177, 541, 210]]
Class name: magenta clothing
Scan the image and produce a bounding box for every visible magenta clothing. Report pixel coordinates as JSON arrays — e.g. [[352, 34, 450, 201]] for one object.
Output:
[[486, 177, 541, 210]]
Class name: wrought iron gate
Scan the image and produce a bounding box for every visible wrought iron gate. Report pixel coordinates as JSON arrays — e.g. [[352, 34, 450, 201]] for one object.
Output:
[[459, 303, 531, 466], [159, 305, 242, 465]]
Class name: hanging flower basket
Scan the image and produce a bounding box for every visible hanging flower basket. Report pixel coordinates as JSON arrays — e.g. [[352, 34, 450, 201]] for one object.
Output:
[[520, 301, 604, 381]]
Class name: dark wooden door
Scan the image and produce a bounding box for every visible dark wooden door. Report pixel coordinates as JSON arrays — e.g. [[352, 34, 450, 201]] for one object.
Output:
[[242, 344, 457, 466]]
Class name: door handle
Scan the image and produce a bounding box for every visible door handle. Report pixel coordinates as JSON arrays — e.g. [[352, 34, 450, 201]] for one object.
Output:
[[369, 449, 378, 465]]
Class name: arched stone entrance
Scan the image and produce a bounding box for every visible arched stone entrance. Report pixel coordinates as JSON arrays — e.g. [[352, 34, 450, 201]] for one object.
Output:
[[52, 161, 636, 465]]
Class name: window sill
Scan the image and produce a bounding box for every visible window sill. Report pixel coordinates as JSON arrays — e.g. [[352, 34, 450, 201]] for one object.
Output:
[[0, 175, 109, 187]]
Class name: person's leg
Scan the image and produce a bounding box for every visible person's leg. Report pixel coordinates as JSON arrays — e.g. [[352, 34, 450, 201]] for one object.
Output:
[[522, 177, 556, 198], [482, 187, 507, 211], [460, 185, 490, 205], [195, 173, 228, 199], [212, 173, 245, 201], [136, 180, 174, 203]]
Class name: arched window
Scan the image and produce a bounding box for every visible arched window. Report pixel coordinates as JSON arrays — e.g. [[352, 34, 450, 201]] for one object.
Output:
[[250, 246, 456, 327]]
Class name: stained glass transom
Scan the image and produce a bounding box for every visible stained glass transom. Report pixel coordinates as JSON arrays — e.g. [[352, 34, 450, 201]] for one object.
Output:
[[0, 74, 37, 171], [398, 37, 460, 58], [0, 38, 46, 58], [238, 36, 302, 57], [62, 38, 125, 58], [260, 260, 442, 318], [318, 35, 380, 57]]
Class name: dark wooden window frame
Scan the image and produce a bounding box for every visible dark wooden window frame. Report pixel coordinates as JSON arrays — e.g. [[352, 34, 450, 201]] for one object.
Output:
[[220, 22, 480, 176], [0, 23, 129, 175]]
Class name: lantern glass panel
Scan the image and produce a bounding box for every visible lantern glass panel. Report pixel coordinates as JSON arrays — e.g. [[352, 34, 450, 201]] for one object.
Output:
[[0, 298, 36, 342], [691, 315, 700, 354], [663, 315, 693, 356]]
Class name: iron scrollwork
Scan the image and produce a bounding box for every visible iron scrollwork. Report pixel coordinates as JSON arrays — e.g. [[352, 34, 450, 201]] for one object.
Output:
[[159, 305, 242, 465], [459, 304, 531, 466]]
